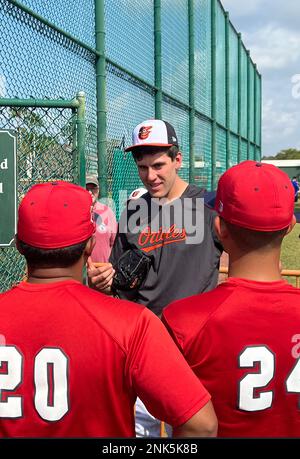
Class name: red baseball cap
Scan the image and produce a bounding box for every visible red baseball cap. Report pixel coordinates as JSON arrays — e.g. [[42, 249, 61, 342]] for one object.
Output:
[[17, 181, 95, 249], [215, 160, 295, 231]]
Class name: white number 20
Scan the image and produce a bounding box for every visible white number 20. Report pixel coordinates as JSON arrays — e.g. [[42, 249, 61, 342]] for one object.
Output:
[[0, 346, 69, 421], [239, 345, 300, 411]]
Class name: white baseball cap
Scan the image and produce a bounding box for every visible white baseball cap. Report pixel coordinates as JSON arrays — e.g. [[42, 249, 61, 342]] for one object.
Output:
[[125, 119, 179, 152]]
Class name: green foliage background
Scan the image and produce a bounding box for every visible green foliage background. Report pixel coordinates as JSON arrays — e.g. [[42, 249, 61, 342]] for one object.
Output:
[[263, 148, 300, 160]]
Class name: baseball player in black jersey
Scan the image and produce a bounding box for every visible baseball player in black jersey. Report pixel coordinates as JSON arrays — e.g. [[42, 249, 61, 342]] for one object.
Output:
[[87, 119, 222, 436]]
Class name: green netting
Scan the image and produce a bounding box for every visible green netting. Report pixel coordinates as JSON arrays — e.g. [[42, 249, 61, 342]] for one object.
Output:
[[104, 0, 154, 85], [249, 143, 255, 160], [216, 3, 226, 125], [230, 133, 239, 167], [20, 0, 96, 47], [162, 98, 190, 182], [229, 25, 238, 133], [161, 0, 189, 104], [0, 0, 261, 192], [194, 115, 212, 190], [194, 0, 211, 117], [0, 248, 26, 291], [240, 46, 248, 138], [216, 126, 227, 182], [0, 104, 78, 291], [241, 139, 248, 162], [256, 74, 262, 146], [0, 0, 97, 174], [249, 63, 255, 142], [106, 63, 155, 219], [110, 148, 144, 221], [103, 0, 260, 195]]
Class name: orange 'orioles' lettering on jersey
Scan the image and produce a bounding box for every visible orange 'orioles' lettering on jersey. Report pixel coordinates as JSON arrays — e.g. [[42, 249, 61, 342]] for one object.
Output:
[[138, 224, 186, 253]]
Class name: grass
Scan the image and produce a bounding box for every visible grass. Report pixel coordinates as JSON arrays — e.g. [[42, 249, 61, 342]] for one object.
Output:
[[280, 203, 300, 286], [219, 204, 300, 287]]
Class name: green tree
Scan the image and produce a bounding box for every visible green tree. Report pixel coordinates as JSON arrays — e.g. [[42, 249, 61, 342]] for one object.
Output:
[[9, 107, 75, 187], [262, 148, 300, 160]]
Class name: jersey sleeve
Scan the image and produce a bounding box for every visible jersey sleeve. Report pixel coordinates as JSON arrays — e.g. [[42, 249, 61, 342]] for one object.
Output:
[[126, 308, 211, 428], [161, 312, 185, 351]]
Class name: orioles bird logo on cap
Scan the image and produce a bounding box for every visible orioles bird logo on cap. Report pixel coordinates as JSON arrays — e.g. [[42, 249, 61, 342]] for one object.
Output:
[[138, 125, 152, 140]]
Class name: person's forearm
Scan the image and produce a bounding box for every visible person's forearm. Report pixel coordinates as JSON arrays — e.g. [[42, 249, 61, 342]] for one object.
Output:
[[88, 278, 113, 295], [172, 401, 218, 438], [173, 423, 217, 438]]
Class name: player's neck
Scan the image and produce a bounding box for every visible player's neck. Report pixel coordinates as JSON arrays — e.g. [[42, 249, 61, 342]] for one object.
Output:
[[228, 249, 282, 282], [162, 177, 188, 203], [26, 261, 83, 284]]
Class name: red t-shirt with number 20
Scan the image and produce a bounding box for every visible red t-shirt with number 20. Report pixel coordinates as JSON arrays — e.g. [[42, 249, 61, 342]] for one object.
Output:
[[0, 280, 209, 437]]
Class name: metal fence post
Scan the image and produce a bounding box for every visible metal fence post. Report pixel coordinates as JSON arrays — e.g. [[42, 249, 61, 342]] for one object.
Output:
[[188, 0, 195, 184], [95, 0, 107, 197], [237, 32, 242, 163], [247, 50, 251, 160], [254, 63, 257, 161], [259, 74, 262, 159], [211, 0, 217, 190], [154, 0, 162, 119], [76, 91, 86, 187], [225, 11, 230, 170], [72, 107, 78, 181]]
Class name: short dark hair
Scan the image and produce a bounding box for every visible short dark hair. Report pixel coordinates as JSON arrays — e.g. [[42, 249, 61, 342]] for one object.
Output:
[[224, 220, 288, 251], [17, 238, 89, 268], [132, 145, 179, 162]]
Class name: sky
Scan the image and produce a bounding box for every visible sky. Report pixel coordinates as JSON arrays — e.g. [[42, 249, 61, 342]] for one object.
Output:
[[221, 0, 300, 157]]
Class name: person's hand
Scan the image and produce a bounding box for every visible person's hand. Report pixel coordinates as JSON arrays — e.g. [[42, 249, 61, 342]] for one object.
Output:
[[86, 257, 115, 294]]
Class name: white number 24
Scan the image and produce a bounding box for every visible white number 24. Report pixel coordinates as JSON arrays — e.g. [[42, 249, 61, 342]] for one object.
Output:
[[0, 346, 69, 421], [239, 345, 300, 411]]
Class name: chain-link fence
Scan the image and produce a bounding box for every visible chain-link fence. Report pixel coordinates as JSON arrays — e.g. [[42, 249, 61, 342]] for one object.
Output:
[[0, 0, 95, 290], [0, 0, 97, 171], [0, 0, 262, 288], [104, 0, 262, 217], [0, 97, 84, 291], [0, 0, 262, 194]]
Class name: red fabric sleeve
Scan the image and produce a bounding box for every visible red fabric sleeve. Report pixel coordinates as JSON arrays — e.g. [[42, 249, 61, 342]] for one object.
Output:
[[127, 308, 211, 427]]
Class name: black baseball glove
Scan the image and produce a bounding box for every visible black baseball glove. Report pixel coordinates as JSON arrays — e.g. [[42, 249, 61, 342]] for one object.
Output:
[[111, 248, 152, 292]]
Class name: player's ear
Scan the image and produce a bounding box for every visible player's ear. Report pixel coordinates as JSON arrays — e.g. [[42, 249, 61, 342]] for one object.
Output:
[[84, 235, 96, 258], [174, 151, 182, 170], [214, 216, 229, 241], [214, 215, 221, 240]]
